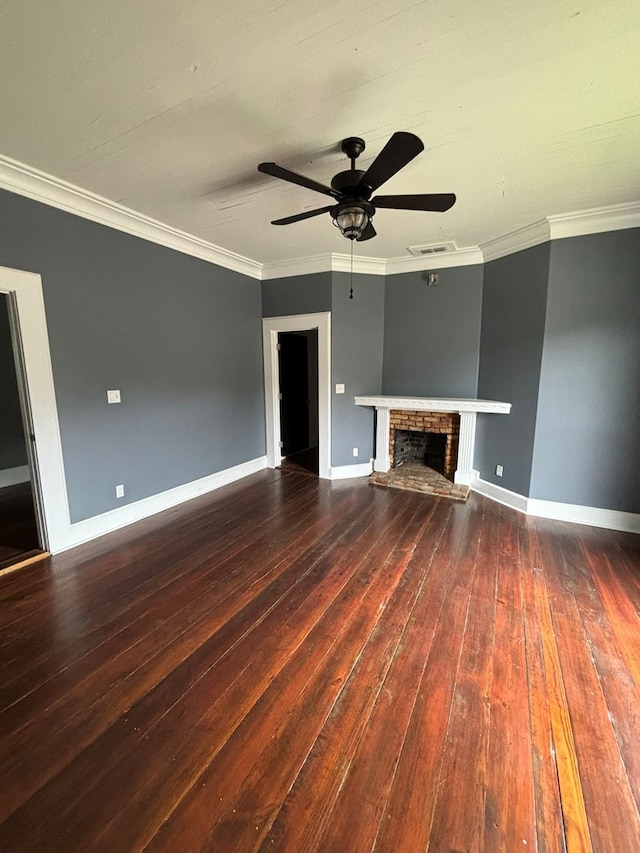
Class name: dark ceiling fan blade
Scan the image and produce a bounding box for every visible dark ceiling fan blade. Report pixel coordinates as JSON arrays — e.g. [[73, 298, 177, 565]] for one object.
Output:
[[356, 221, 377, 242], [271, 205, 334, 225], [372, 193, 457, 212], [258, 163, 338, 198], [357, 132, 424, 194]]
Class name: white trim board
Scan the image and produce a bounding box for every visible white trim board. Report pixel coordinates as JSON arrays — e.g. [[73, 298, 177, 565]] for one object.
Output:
[[548, 201, 640, 240], [472, 477, 640, 534], [329, 461, 373, 480], [0, 465, 30, 488], [1, 266, 70, 552], [262, 313, 331, 480]]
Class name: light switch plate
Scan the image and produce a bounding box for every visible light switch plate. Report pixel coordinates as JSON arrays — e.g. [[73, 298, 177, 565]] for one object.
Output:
[[335, 383, 345, 394], [107, 389, 121, 404]]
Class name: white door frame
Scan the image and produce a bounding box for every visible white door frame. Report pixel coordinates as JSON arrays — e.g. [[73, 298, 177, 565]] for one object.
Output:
[[0, 266, 70, 553], [262, 312, 331, 479]]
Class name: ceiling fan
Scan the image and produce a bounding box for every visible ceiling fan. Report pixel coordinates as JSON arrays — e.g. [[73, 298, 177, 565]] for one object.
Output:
[[258, 132, 456, 242]]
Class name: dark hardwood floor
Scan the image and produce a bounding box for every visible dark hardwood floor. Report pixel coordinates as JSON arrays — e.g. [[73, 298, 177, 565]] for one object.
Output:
[[0, 469, 638, 851]]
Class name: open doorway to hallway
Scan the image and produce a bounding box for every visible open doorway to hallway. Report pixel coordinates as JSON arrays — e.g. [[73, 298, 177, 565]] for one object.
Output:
[[262, 312, 331, 480], [278, 329, 319, 475]]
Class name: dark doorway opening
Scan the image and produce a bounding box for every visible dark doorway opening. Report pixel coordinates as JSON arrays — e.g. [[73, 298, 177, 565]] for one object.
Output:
[[278, 330, 319, 475], [0, 294, 44, 571]]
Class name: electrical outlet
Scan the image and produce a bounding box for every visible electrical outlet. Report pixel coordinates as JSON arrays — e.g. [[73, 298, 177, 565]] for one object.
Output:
[[352, 447, 358, 457], [335, 383, 345, 394], [495, 465, 503, 477], [115, 484, 125, 498], [107, 389, 121, 404]]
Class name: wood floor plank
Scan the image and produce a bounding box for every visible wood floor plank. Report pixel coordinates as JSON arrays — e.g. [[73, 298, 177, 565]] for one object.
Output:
[[371, 495, 488, 852], [0, 471, 638, 852], [257, 499, 458, 853], [483, 506, 536, 851], [277, 500, 454, 853], [573, 536, 640, 810], [538, 519, 640, 852], [424, 498, 502, 852], [518, 516, 566, 853], [528, 523, 594, 853]]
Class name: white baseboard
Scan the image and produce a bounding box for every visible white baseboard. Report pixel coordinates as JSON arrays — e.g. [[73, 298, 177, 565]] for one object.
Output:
[[527, 498, 640, 534], [471, 478, 529, 514], [329, 461, 373, 480], [473, 478, 640, 534], [0, 465, 30, 488], [55, 456, 267, 553]]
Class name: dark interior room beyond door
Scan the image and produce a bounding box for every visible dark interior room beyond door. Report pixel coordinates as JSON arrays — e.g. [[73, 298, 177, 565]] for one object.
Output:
[[278, 330, 319, 475], [0, 293, 44, 571]]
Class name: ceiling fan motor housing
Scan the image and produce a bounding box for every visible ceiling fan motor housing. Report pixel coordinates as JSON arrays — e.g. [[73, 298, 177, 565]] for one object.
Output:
[[330, 169, 371, 197]]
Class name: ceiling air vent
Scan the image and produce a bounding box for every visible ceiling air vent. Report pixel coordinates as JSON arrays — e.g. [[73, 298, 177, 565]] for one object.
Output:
[[407, 241, 456, 257]]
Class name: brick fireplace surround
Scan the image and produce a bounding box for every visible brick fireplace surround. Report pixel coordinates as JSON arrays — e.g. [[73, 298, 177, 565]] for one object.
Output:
[[354, 397, 512, 485], [389, 411, 459, 481]]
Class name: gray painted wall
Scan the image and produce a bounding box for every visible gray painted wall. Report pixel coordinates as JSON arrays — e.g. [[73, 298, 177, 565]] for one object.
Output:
[[382, 265, 484, 397], [475, 243, 550, 496], [0, 294, 28, 471], [331, 272, 385, 467], [530, 229, 640, 512], [261, 272, 331, 318], [0, 189, 265, 523]]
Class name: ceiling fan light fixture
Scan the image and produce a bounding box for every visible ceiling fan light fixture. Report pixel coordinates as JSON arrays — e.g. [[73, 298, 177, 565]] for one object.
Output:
[[332, 202, 373, 240]]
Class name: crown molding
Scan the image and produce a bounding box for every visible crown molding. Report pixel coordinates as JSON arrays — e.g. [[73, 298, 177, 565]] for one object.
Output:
[[481, 219, 550, 263], [260, 246, 483, 280], [384, 246, 483, 274], [2, 153, 638, 280], [260, 253, 333, 280], [261, 252, 388, 280], [548, 201, 640, 240], [481, 202, 640, 264], [0, 154, 262, 279], [331, 253, 388, 276]]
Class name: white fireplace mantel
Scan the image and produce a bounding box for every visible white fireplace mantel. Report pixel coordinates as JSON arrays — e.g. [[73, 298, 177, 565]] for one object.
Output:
[[354, 396, 511, 486]]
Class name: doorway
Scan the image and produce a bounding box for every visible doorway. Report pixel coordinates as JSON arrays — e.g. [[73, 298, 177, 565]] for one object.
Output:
[[0, 293, 46, 571], [278, 330, 319, 475], [262, 312, 331, 479]]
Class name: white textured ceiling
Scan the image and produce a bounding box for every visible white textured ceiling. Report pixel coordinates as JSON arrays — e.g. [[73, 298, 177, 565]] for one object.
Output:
[[0, 0, 638, 265]]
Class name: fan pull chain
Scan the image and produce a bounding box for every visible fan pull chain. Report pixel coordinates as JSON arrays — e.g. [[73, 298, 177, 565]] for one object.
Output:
[[349, 240, 354, 300]]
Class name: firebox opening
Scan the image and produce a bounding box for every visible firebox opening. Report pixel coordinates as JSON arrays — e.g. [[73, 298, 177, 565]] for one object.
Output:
[[393, 430, 447, 476]]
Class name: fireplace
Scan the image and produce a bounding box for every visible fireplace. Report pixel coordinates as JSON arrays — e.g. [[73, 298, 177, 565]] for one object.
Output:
[[354, 396, 512, 487], [393, 430, 447, 475], [389, 410, 459, 481]]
